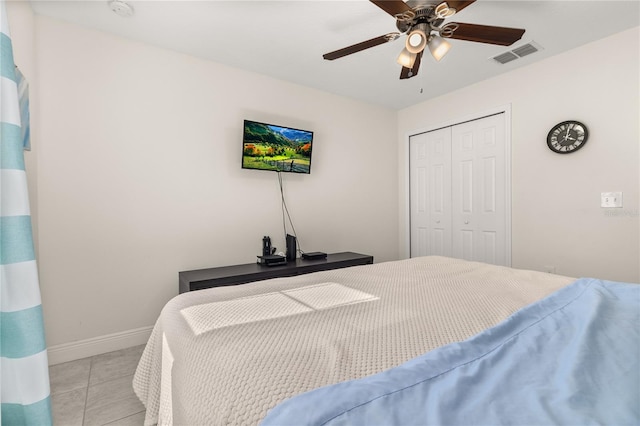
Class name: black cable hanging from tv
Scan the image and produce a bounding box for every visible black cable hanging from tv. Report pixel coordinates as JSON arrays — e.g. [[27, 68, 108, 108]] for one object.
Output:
[[277, 171, 303, 255]]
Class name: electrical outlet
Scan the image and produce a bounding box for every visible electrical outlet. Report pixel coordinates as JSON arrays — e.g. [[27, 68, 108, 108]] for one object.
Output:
[[601, 192, 623, 208]]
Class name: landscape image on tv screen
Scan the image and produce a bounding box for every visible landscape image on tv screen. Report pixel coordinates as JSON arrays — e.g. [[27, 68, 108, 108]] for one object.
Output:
[[242, 120, 313, 174]]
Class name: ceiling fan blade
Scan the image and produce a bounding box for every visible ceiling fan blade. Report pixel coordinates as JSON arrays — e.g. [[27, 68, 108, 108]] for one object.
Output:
[[442, 22, 525, 46], [445, 0, 476, 14], [400, 50, 423, 80], [323, 33, 400, 60], [370, 0, 413, 19]]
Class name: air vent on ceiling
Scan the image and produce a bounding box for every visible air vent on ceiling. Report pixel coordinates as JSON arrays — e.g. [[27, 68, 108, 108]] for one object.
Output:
[[491, 41, 543, 65], [493, 51, 519, 64]]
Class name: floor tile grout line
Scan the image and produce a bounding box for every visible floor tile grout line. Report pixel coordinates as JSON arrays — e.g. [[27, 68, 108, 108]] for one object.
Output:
[[102, 408, 146, 426], [82, 355, 94, 426], [89, 370, 139, 388], [84, 373, 140, 415]]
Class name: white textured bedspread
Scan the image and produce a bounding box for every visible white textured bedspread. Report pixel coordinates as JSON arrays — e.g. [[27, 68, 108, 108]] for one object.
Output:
[[133, 256, 574, 425]]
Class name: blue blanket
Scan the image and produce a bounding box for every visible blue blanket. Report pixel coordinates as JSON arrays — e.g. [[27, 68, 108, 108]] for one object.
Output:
[[261, 278, 640, 425]]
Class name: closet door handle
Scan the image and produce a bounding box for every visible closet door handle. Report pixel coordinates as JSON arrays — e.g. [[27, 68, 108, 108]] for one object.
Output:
[[435, 220, 441, 224]]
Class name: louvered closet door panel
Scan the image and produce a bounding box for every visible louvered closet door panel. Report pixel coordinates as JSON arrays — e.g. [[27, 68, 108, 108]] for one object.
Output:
[[451, 114, 507, 265], [409, 128, 452, 257]]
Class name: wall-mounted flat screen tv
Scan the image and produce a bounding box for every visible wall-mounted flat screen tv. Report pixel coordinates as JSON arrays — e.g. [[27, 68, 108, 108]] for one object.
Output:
[[242, 120, 313, 174]]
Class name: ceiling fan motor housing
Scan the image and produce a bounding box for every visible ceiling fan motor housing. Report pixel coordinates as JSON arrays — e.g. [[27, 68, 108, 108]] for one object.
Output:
[[396, 5, 444, 36]]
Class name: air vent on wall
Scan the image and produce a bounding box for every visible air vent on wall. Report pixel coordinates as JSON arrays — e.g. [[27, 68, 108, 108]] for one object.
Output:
[[491, 41, 543, 64]]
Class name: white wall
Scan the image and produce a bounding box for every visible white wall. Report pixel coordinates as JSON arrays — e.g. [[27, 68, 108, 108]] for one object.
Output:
[[33, 16, 399, 356], [398, 27, 640, 283]]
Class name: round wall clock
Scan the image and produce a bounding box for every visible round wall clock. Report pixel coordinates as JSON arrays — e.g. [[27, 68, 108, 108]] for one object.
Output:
[[546, 120, 589, 154]]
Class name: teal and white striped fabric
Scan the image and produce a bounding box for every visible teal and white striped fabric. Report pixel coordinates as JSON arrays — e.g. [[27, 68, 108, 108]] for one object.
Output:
[[1, 1, 53, 424]]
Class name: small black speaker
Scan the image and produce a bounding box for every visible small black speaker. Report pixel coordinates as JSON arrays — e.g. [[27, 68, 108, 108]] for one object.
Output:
[[286, 234, 297, 261], [262, 236, 271, 257]]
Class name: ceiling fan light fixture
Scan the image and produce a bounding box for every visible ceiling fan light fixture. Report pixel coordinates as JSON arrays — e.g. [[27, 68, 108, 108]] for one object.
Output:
[[397, 47, 417, 68], [428, 35, 451, 61], [434, 2, 456, 19], [406, 24, 429, 54]]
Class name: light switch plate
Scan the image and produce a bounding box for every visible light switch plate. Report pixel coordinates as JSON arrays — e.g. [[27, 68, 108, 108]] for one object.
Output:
[[601, 192, 623, 208]]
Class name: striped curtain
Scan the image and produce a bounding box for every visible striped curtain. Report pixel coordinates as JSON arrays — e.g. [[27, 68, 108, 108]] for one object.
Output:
[[0, 1, 53, 424]]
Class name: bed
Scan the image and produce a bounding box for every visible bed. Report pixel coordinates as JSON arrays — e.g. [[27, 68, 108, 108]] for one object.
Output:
[[133, 256, 639, 425]]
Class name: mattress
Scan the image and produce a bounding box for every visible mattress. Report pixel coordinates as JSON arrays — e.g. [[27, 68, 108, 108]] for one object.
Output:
[[133, 256, 575, 425]]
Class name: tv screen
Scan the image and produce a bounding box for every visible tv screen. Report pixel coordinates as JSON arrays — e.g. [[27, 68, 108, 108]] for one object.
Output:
[[242, 120, 313, 174]]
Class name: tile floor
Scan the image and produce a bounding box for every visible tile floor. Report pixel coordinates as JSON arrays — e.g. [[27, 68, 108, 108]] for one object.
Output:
[[49, 345, 147, 426]]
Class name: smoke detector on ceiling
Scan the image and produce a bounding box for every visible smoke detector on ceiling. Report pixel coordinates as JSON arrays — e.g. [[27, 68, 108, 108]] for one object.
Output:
[[108, 0, 134, 17]]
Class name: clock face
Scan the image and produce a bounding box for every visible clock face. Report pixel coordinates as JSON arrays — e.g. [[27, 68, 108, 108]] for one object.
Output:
[[547, 121, 589, 154]]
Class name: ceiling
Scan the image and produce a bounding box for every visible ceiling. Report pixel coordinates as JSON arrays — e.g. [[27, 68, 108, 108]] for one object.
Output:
[[29, 1, 640, 110]]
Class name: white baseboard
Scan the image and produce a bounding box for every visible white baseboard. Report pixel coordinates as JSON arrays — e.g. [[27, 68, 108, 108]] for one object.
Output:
[[47, 326, 153, 365]]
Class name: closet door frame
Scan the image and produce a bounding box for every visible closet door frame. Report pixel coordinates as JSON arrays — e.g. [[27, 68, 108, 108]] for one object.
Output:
[[403, 104, 512, 266]]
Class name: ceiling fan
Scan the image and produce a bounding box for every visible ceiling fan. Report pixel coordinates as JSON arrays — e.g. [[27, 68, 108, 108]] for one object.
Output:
[[323, 0, 525, 79]]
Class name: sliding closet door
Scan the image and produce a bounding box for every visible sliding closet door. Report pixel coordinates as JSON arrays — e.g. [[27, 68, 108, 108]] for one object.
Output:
[[409, 112, 509, 265], [451, 113, 507, 265], [409, 127, 452, 257]]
